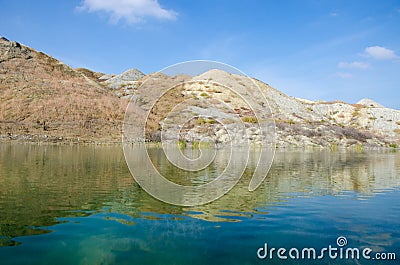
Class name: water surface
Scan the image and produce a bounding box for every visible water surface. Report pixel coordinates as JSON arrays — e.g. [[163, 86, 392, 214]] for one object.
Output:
[[0, 144, 399, 264]]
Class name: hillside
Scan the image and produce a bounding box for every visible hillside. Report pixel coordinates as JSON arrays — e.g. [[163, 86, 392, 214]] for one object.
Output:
[[0, 37, 127, 143], [123, 69, 400, 148], [1, 37, 399, 147]]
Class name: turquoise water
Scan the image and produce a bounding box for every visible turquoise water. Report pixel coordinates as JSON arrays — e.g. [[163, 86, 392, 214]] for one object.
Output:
[[0, 144, 399, 264]]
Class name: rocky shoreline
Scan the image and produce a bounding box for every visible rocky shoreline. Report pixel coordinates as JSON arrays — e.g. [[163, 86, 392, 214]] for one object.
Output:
[[1, 134, 398, 152]]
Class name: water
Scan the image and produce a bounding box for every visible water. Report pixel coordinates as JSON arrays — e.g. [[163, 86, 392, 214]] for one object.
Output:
[[0, 144, 399, 264]]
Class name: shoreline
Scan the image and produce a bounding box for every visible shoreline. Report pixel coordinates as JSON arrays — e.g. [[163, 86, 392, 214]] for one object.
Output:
[[0, 134, 122, 146], [1, 135, 398, 151]]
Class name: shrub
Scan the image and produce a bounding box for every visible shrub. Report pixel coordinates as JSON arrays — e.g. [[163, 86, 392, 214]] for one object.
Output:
[[241, 116, 258, 123], [330, 125, 372, 142], [200, 92, 210, 98], [196, 117, 215, 125], [178, 140, 186, 149]]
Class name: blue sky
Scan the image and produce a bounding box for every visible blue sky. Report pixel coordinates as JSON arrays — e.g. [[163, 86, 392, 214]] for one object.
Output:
[[1, 0, 399, 108]]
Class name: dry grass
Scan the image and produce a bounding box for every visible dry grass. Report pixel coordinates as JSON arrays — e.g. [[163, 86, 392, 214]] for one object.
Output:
[[0, 45, 128, 141], [145, 84, 187, 139], [75, 68, 104, 83]]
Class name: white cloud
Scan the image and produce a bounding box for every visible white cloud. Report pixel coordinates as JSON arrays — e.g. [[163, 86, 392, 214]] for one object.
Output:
[[364, 46, 398, 60], [335, 72, 353, 79], [329, 11, 339, 17], [338, 61, 369, 69], [78, 0, 177, 24]]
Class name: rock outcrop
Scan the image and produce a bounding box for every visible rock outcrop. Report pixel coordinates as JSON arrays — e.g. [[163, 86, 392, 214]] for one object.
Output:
[[357, 98, 385, 108], [123, 69, 400, 148]]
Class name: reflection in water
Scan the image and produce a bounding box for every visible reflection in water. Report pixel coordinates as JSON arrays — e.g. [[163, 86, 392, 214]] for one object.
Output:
[[0, 144, 134, 246], [0, 144, 399, 264]]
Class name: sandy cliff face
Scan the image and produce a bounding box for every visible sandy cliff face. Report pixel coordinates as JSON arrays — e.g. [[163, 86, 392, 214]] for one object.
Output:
[[0, 37, 127, 142]]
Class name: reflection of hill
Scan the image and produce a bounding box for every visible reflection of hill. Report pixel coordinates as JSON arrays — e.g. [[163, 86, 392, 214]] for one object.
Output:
[[0, 144, 134, 245], [180, 150, 400, 221], [269, 150, 400, 194], [113, 147, 400, 222], [1, 145, 399, 245]]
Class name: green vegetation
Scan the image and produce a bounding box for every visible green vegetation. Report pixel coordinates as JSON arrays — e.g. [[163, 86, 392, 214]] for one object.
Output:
[[178, 140, 186, 149], [330, 143, 338, 152], [354, 144, 364, 152], [241, 116, 258, 123], [196, 117, 216, 125], [389, 143, 398, 148]]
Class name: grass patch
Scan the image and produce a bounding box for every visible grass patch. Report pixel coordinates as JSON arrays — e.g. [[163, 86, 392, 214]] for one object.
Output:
[[241, 116, 258, 123], [196, 117, 215, 125]]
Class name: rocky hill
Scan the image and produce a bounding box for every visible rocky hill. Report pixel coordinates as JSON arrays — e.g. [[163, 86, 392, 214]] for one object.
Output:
[[0, 37, 127, 143], [123, 69, 400, 148], [1, 37, 399, 147]]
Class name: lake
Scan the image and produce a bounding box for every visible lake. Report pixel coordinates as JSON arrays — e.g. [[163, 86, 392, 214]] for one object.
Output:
[[0, 144, 399, 264]]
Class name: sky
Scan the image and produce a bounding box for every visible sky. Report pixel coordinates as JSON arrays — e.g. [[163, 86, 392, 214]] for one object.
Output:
[[0, 0, 399, 109]]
